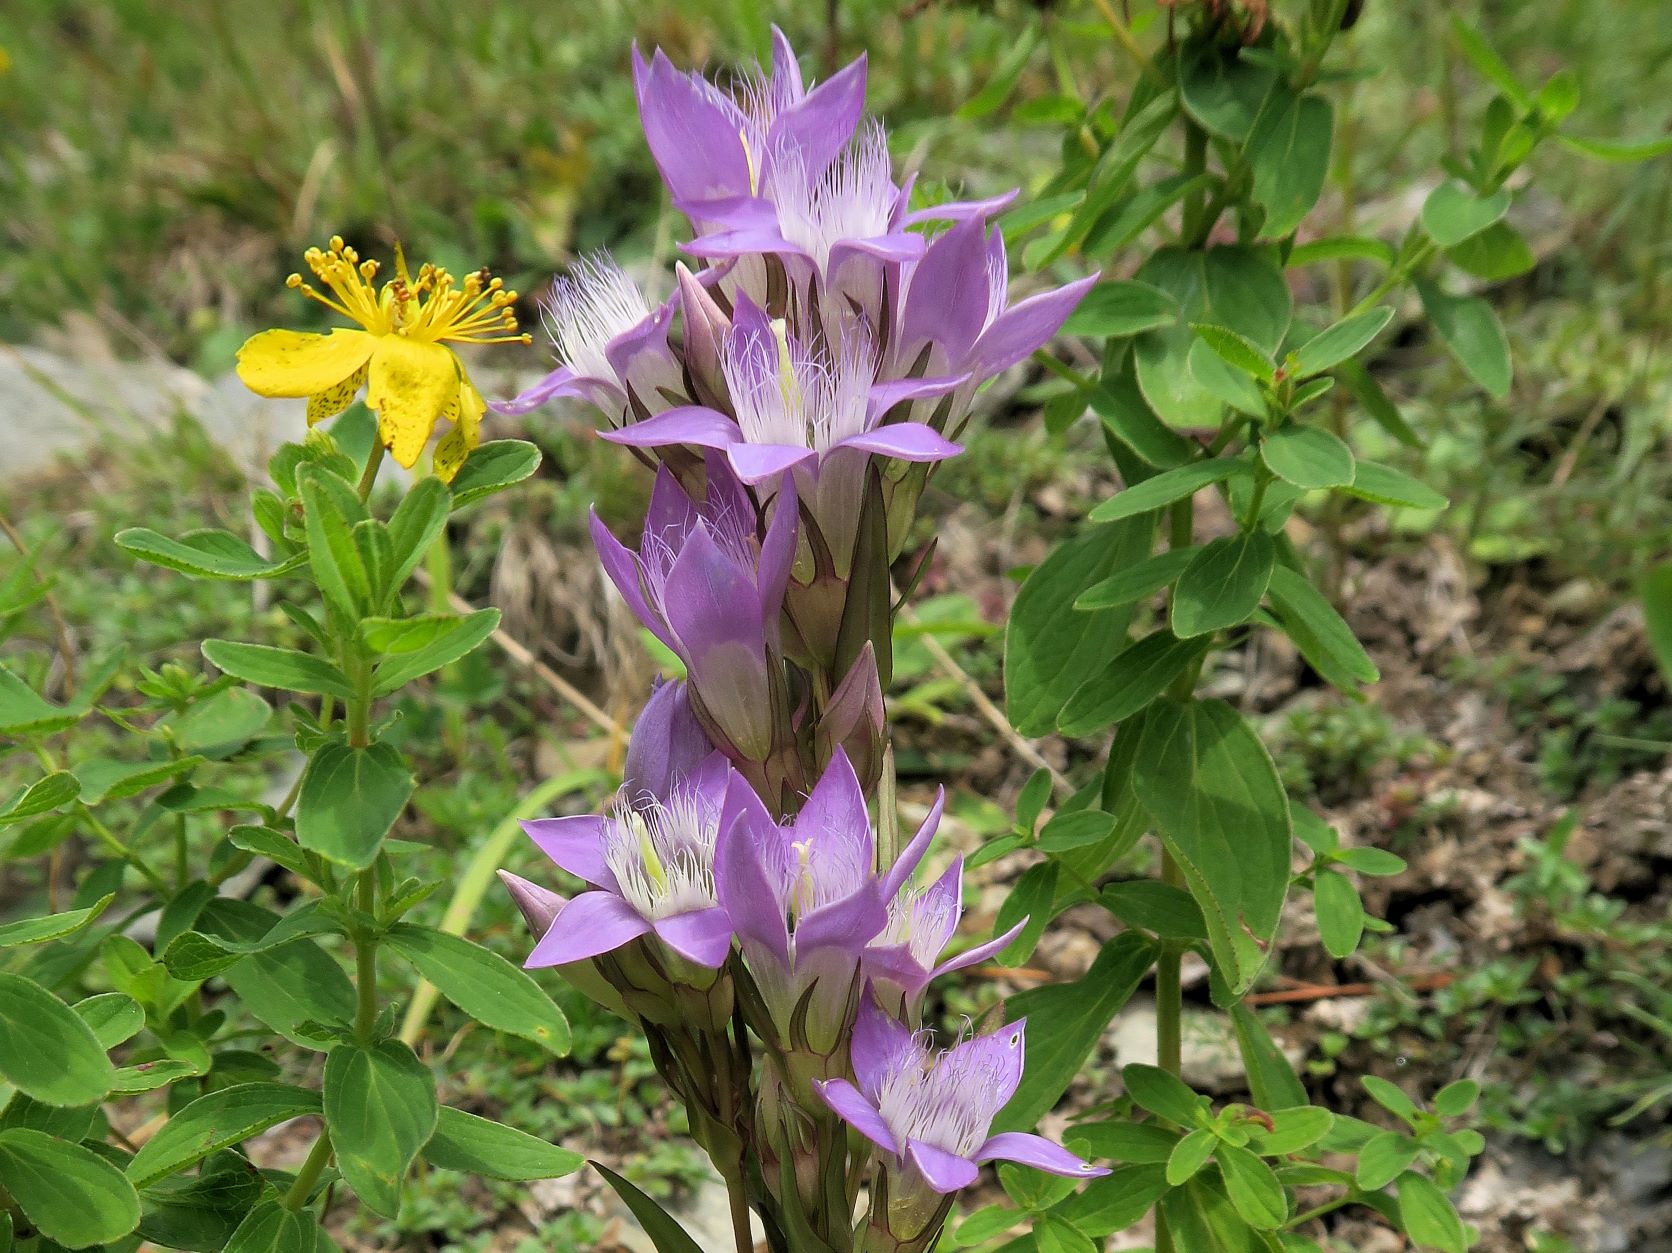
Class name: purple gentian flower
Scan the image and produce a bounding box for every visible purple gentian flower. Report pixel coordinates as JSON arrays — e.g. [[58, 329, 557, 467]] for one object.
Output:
[[518, 751, 736, 970], [716, 749, 942, 1048], [893, 216, 1097, 423], [602, 293, 962, 486], [816, 999, 1108, 1196], [591, 458, 796, 763], [632, 28, 866, 221], [623, 677, 715, 804], [494, 253, 680, 418], [864, 853, 1028, 1015]]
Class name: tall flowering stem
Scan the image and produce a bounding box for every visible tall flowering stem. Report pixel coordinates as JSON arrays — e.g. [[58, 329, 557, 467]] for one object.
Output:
[[501, 29, 1096, 1252]]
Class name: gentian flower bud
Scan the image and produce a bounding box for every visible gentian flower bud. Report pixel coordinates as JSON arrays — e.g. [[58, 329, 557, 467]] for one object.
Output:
[[675, 262, 733, 410], [816, 1000, 1107, 1247], [590, 459, 797, 768], [623, 677, 714, 804]]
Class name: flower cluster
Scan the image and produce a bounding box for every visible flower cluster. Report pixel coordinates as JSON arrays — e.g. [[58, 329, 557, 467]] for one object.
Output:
[[501, 30, 1098, 1252]]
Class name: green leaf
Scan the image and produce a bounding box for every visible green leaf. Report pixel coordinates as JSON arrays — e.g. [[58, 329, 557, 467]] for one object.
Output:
[[995, 933, 1155, 1132], [385, 476, 451, 590], [371, 609, 500, 694], [202, 640, 352, 698], [1188, 338, 1269, 416], [1172, 532, 1276, 638], [1004, 519, 1154, 736], [1035, 1215, 1098, 1253], [1313, 869, 1365, 959], [127, 1083, 322, 1186], [136, 1150, 265, 1252], [1292, 308, 1396, 378], [295, 741, 414, 868], [1163, 1130, 1217, 1177], [227, 824, 313, 878], [1361, 1075, 1419, 1123], [1287, 236, 1397, 268], [384, 924, 571, 1055], [1556, 132, 1672, 163], [1449, 18, 1532, 111], [1231, 1004, 1308, 1111], [1076, 548, 1196, 611], [1446, 222, 1535, 281], [1084, 173, 1216, 259], [1089, 460, 1245, 524], [72, 754, 204, 805], [197, 900, 356, 1046], [110, 1058, 204, 1094], [1036, 810, 1118, 854], [1067, 1120, 1181, 1165], [1421, 181, 1511, 247], [1133, 700, 1291, 995], [1266, 564, 1379, 689], [422, 1107, 584, 1181], [163, 906, 340, 980], [1333, 846, 1407, 875], [1161, 1176, 1270, 1253], [324, 1039, 437, 1218], [1343, 462, 1449, 511], [1217, 1143, 1288, 1228], [1433, 1079, 1481, 1117], [75, 993, 144, 1049], [165, 687, 273, 751], [297, 465, 371, 621], [1416, 280, 1512, 398], [1125, 1065, 1203, 1126], [1054, 1164, 1170, 1238], [994, 863, 1059, 965], [1179, 47, 1277, 141], [0, 974, 114, 1106], [0, 894, 112, 948], [1338, 361, 1422, 448], [0, 1130, 140, 1248], [592, 1161, 707, 1253], [0, 665, 80, 737], [1249, 1107, 1334, 1156], [1136, 246, 1292, 352], [1092, 370, 1196, 469], [448, 440, 542, 509], [1192, 324, 1275, 382], [1397, 1172, 1468, 1253], [1247, 92, 1333, 238], [0, 772, 79, 827], [1100, 880, 1206, 940], [113, 527, 302, 581], [1063, 281, 1179, 338], [1060, 632, 1210, 735], [1136, 326, 1225, 426], [1261, 426, 1355, 490], [221, 1200, 327, 1253]]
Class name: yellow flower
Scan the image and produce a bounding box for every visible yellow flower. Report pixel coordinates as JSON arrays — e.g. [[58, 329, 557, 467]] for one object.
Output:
[[236, 237, 529, 482]]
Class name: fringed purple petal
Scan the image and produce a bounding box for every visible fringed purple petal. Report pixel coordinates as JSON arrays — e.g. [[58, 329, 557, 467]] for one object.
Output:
[[521, 815, 612, 887], [900, 216, 993, 367], [906, 1139, 981, 1194], [633, 46, 752, 207], [932, 915, 1029, 980], [601, 405, 741, 451], [973, 275, 1099, 375], [816, 1078, 900, 1156], [728, 442, 818, 485], [835, 423, 963, 464], [716, 774, 792, 959], [794, 879, 887, 956], [590, 509, 677, 652], [527, 891, 650, 967], [769, 54, 868, 184], [653, 906, 735, 968], [756, 471, 798, 621], [973, 1132, 1109, 1179], [852, 995, 918, 1100], [490, 365, 616, 417], [881, 786, 946, 898], [902, 188, 1021, 226]]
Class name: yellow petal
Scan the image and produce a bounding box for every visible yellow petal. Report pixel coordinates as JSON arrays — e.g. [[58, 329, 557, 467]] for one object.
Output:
[[306, 361, 369, 426], [236, 328, 374, 399], [433, 377, 486, 484], [366, 337, 459, 468]]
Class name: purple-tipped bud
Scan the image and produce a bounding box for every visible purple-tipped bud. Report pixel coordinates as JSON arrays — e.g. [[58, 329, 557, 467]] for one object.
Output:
[[676, 262, 732, 410], [498, 869, 564, 937], [623, 677, 715, 803], [817, 643, 886, 792]]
